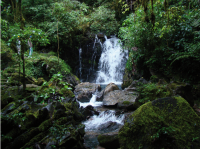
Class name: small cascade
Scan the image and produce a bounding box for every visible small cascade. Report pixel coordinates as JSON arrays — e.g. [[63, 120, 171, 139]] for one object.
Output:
[[79, 94, 102, 108], [83, 110, 124, 131], [96, 36, 128, 84], [79, 48, 82, 80]]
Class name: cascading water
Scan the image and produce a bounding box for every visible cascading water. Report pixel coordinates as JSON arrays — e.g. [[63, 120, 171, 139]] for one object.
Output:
[[79, 94, 102, 108], [83, 110, 124, 131], [78, 35, 128, 149], [96, 36, 128, 84]]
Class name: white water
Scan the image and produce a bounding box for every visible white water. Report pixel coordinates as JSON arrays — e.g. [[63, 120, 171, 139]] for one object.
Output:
[[83, 110, 124, 131], [96, 36, 128, 84], [79, 94, 103, 108]]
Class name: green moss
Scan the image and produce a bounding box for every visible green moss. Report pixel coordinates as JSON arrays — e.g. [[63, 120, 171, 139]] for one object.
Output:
[[137, 82, 173, 104], [55, 117, 69, 125], [122, 101, 130, 105], [74, 75, 80, 82], [98, 134, 118, 144], [1, 102, 16, 114], [21, 131, 49, 149], [59, 88, 74, 98], [119, 96, 200, 149], [38, 119, 52, 131]]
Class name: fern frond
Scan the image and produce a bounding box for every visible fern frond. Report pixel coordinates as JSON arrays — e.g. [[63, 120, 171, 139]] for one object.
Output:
[[170, 54, 196, 66]]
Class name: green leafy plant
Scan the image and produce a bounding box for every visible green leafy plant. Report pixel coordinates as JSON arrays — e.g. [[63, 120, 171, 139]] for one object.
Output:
[[36, 72, 73, 104]]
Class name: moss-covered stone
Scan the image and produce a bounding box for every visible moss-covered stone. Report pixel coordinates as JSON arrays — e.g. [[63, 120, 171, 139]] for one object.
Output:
[[38, 119, 53, 131], [98, 131, 120, 149], [37, 77, 45, 86], [21, 131, 48, 149], [1, 102, 16, 115], [119, 96, 200, 149], [121, 69, 134, 90], [122, 101, 130, 105]]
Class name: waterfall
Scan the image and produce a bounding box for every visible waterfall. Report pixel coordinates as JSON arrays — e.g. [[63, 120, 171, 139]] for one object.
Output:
[[79, 48, 82, 80], [79, 94, 102, 108], [96, 36, 128, 84]]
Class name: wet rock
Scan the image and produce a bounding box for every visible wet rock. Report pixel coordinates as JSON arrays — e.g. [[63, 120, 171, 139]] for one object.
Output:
[[45, 141, 57, 149], [1, 102, 16, 115], [96, 90, 104, 101], [81, 105, 99, 120], [119, 96, 200, 149], [84, 131, 100, 149], [77, 124, 85, 137], [97, 121, 121, 132], [104, 83, 119, 96], [103, 90, 139, 110], [63, 73, 80, 88], [74, 82, 101, 102], [43, 103, 55, 118], [98, 131, 120, 149]]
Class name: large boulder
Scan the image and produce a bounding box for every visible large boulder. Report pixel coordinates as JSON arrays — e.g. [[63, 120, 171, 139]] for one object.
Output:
[[103, 83, 119, 96], [119, 96, 200, 149], [74, 82, 101, 102], [103, 90, 139, 110]]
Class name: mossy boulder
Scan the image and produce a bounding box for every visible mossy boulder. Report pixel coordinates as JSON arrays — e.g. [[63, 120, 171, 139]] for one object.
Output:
[[98, 131, 120, 149], [119, 96, 200, 149]]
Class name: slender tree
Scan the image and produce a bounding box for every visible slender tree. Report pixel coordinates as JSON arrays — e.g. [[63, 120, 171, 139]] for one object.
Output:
[[19, 0, 26, 91]]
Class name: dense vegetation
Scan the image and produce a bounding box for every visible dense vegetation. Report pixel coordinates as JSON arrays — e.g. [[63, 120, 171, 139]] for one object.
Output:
[[2, 0, 200, 84], [120, 0, 200, 84], [1, 0, 200, 149]]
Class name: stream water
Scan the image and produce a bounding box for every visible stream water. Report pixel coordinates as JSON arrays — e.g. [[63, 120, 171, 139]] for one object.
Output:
[[78, 35, 128, 148]]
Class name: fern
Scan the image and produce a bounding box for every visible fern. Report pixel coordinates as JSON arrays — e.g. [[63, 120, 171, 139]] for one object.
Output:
[[170, 54, 196, 66]]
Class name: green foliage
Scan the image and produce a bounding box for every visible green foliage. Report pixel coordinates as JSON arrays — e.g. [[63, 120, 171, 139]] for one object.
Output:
[[126, 50, 134, 72], [90, 5, 120, 35], [24, 52, 71, 79], [36, 72, 73, 104], [119, 0, 200, 83], [8, 24, 49, 47]]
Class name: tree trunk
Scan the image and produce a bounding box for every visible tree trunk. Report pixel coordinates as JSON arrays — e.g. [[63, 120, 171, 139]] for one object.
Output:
[[19, 0, 26, 91], [57, 21, 59, 65]]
